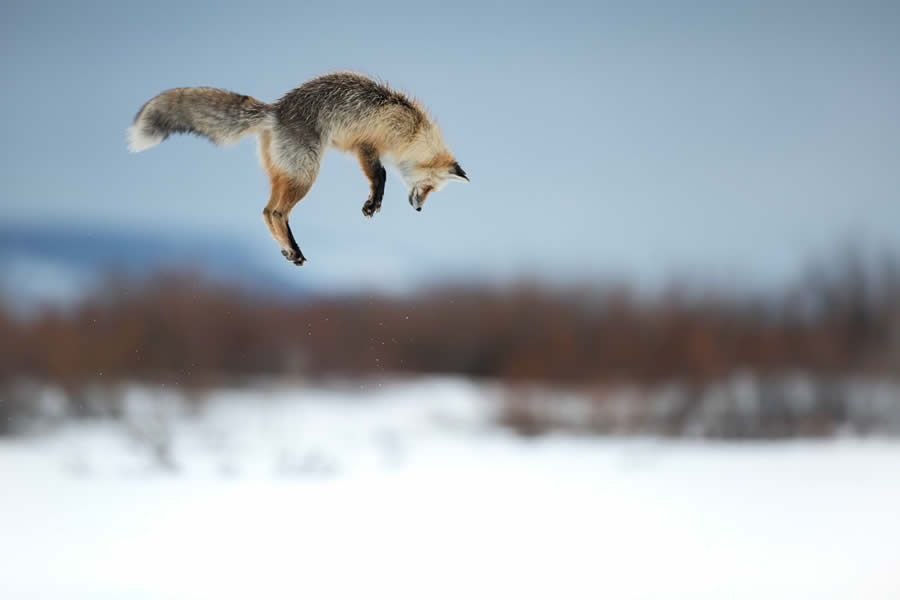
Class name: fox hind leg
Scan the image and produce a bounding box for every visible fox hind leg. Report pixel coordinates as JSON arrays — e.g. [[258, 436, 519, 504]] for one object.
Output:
[[357, 144, 386, 218], [260, 131, 320, 266], [263, 173, 314, 265]]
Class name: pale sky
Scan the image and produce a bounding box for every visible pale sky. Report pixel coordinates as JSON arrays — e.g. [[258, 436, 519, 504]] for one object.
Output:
[[3, 0, 899, 294]]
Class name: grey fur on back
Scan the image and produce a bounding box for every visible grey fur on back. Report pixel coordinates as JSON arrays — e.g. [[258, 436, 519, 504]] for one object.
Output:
[[273, 72, 425, 143], [263, 73, 428, 179]]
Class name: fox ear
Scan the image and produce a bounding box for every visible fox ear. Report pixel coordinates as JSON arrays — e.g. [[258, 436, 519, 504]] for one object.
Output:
[[448, 161, 469, 182]]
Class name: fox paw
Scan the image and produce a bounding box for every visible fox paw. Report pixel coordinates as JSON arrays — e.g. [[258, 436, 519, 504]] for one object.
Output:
[[362, 199, 381, 218], [281, 248, 307, 266]]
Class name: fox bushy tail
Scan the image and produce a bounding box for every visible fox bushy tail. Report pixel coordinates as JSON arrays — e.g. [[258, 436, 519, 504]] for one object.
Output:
[[128, 87, 271, 152]]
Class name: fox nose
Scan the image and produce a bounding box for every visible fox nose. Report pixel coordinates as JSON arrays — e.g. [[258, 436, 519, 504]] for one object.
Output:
[[416, 207, 422, 212]]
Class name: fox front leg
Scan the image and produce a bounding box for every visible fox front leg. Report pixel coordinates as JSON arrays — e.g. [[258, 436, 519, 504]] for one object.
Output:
[[362, 165, 386, 217], [357, 144, 386, 218]]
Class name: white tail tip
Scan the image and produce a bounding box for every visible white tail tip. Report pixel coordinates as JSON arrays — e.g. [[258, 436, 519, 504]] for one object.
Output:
[[127, 123, 163, 153]]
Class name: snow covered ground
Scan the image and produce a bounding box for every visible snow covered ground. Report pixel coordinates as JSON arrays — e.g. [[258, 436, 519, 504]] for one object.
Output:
[[2, 378, 899, 600]]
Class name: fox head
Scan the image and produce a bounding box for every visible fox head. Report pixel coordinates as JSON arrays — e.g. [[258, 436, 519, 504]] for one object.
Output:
[[400, 157, 468, 211], [396, 124, 468, 211]]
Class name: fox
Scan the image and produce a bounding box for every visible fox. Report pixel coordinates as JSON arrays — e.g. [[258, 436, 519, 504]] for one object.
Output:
[[128, 72, 468, 266]]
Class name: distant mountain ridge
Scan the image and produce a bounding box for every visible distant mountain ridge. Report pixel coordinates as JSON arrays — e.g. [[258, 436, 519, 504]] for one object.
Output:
[[0, 222, 311, 308]]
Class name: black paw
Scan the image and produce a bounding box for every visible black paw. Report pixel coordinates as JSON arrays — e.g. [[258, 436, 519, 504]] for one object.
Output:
[[362, 197, 381, 218], [281, 248, 307, 266]]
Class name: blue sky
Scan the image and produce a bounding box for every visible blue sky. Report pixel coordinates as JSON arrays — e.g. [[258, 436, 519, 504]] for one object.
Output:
[[3, 0, 899, 294]]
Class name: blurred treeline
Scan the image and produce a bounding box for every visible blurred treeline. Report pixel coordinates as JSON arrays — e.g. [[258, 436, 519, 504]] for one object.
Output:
[[3, 252, 899, 386], [2, 250, 899, 436]]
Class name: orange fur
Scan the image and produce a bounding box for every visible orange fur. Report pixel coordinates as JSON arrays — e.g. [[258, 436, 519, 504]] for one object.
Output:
[[260, 131, 311, 256]]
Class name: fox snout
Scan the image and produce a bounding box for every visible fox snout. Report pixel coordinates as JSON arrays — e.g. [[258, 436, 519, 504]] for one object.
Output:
[[409, 192, 423, 211], [409, 185, 432, 212]]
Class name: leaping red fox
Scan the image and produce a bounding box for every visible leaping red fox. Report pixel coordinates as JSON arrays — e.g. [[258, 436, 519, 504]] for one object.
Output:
[[128, 72, 468, 266]]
